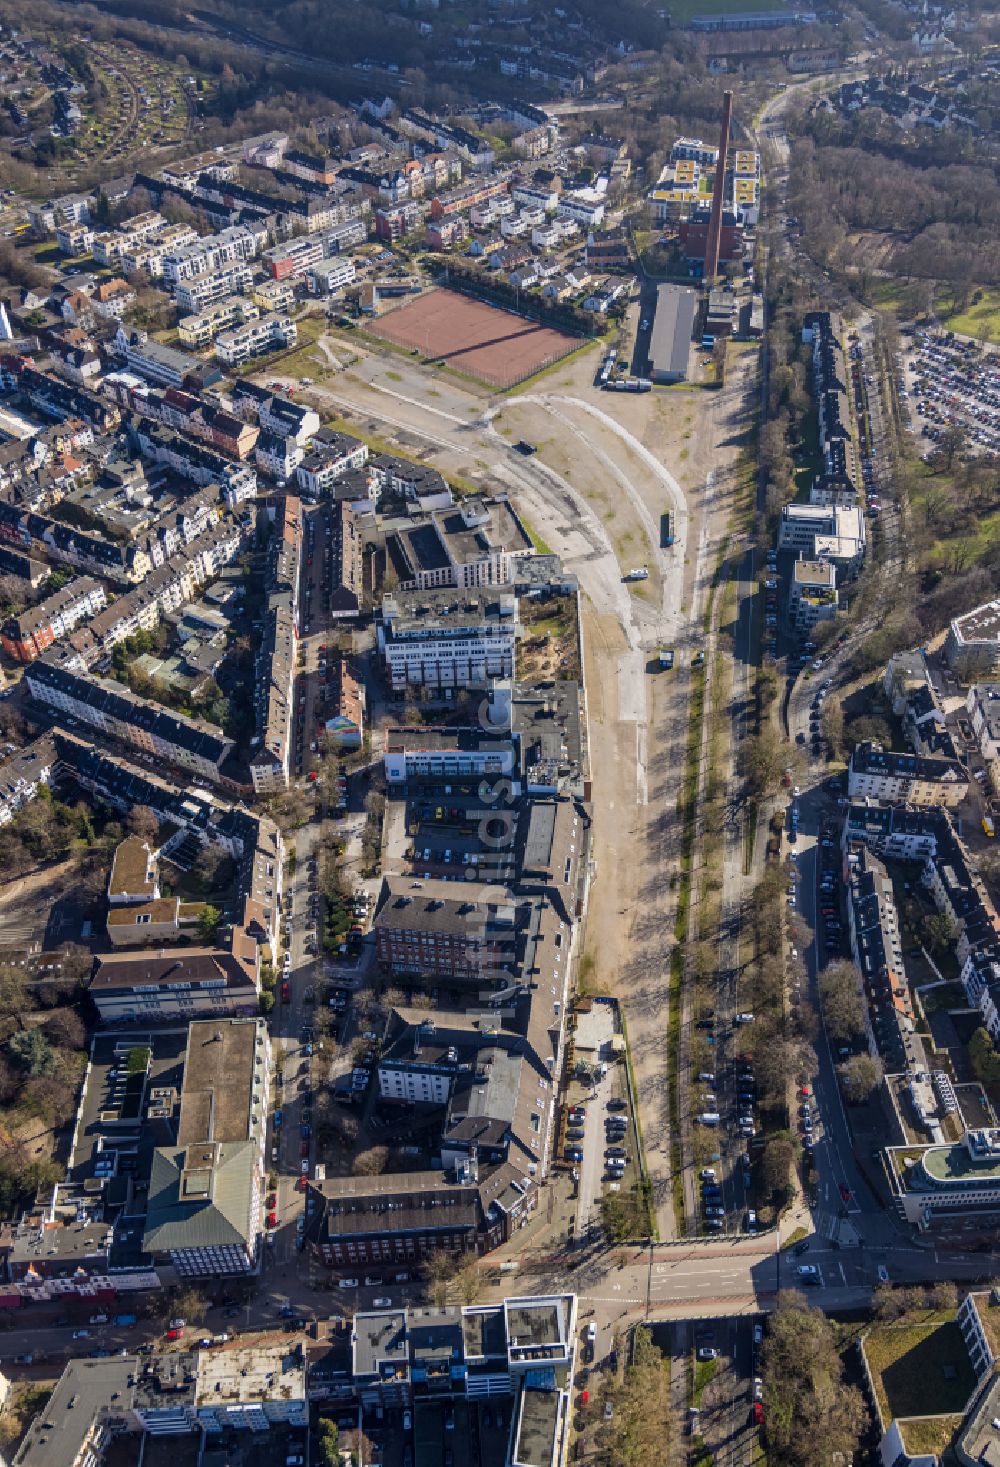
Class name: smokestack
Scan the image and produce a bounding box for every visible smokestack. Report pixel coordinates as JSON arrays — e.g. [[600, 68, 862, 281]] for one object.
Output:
[[703, 90, 733, 287]]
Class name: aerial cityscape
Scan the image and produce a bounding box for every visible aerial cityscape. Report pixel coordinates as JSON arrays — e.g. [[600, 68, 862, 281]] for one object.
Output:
[[0, 0, 998, 1464]]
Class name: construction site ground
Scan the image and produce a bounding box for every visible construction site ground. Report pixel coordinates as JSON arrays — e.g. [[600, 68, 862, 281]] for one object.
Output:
[[264, 303, 760, 1243]]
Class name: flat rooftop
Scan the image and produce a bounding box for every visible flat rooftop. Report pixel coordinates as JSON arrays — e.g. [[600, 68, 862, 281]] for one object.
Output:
[[13, 1356, 137, 1467], [514, 1387, 562, 1467], [195, 1340, 305, 1406], [386, 726, 511, 756], [504, 1295, 572, 1356], [133, 1351, 198, 1409], [921, 1144, 1000, 1183], [109, 836, 156, 899], [954, 599, 1000, 646], [462, 1304, 509, 1362], [177, 1019, 263, 1146], [793, 559, 837, 588], [353, 1310, 409, 1381]]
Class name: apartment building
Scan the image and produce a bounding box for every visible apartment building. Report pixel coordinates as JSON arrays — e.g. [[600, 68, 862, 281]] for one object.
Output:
[[65, 521, 242, 663], [556, 191, 606, 227], [306, 256, 357, 294], [250, 277, 296, 314], [91, 209, 168, 266], [13, 1357, 139, 1467], [215, 313, 296, 367], [947, 599, 1000, 681], [511, 183, 558, 212], [789, 558, 838, 631], [0, 735, 56, 827], [108, 834, 159, 905], [175, 261, 255, 314], [141, 1018, 270, 1276], [25, 660, 237, 783], [373, 202, 423, 241], [155, 388, 260, 460], [389, 495, 533, 592], [0, 575, 106, 661], [281, 148, 338, 185], [178, 295, 259, 348], [347, 1295, 575, 1462], [295, 426, 369, 497], [90, 937, 261, 1021], [967, 683, 1000, 792], [121, 222, 200, 278], [54, 728, 283, 956], [429, 177, 508, 219], [777, 503, 866, 578], [373, 875, 527, 986], [425, 216, 468, 250], [846, 799, 1000, 985], [55, 220, 95, 254], [384, 726, 516, 786], [0, 498, 149, 585], [378, 587, 518, 690], [161, 224, 265, 285], [470, 195, 514, 228], [255, 431, 303, 484], [112, 328, 208, 390], [846, 843, 914, 1073], [327, 658, 364, 746], [922, 822, 1000, 964], [847, 741, 967, 808], [803, 311, 855, 484], [93, 278, 136, 324], [250, 495, 301, 794], [960, 945, 1000, 1042], [264, 234, 324, 282], [132, 418, 257, 504], [4, 360, 122, 433], [138, 387, 259, 460], [231, 380, 321, 444]]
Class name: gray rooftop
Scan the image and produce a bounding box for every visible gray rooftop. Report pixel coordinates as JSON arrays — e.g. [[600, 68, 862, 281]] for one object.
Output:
[[649, 283, 696, 379], [13, 1356, 137, 1467]]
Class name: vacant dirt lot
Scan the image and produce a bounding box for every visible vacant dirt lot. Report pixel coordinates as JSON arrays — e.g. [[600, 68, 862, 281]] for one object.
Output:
[[369, 288, 580, 387]]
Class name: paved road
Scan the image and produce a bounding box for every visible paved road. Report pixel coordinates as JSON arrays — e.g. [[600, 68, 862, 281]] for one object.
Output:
[[714, 544, 758, 1234]]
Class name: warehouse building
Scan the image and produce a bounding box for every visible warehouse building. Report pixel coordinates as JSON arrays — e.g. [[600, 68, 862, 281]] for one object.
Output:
[[648, 284, 696, 382]]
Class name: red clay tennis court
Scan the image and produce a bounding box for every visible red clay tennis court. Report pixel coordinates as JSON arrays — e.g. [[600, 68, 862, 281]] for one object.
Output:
[[369, 287, 579, 388]]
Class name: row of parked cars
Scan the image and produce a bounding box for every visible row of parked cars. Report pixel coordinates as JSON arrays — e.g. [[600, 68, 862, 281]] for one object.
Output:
[[563, 1096, 630, 1179], [817, 818, 842, 957]]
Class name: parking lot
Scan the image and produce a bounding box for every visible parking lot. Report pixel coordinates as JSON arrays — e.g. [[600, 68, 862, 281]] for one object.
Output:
[[395, 788, 521, 885], [906, 331, 1000, 455], [684, 1316, 765, 1467]]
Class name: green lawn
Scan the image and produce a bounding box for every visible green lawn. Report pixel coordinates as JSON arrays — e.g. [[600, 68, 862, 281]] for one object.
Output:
[[942, 289, 1000, 345], [520, 516, 554, 556], [864, 1322, 977, 1424], [692, 1356, 718, 1407], [868, 277, 916, 314]]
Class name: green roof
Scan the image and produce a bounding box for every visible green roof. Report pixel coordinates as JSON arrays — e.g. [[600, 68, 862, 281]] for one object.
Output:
[[143, 1141, 256, 1254]]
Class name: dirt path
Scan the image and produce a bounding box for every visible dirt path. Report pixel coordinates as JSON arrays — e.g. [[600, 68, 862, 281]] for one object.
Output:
[[0, 857, 76, 950]]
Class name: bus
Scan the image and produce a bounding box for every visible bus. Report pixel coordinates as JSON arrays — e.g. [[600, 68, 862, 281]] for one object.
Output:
[[661, 510, 674, 547], [984, 816, 995, 838]]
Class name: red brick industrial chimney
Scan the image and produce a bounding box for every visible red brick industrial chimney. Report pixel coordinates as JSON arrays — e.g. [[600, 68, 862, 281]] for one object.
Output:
[[703, 89, 733, 287]]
